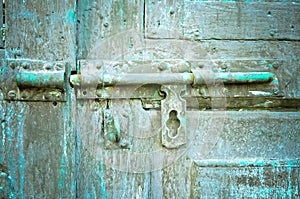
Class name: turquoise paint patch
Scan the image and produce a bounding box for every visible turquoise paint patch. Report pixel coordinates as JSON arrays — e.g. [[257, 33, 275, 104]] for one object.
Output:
[[99, 163, 106, 199], [86, 186, 90, 199], [67, 10, 76, 24], [17, 104, 26, 199]]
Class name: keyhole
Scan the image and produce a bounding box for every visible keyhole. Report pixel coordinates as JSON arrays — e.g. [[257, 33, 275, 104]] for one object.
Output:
[[166, 110, 180, 138]]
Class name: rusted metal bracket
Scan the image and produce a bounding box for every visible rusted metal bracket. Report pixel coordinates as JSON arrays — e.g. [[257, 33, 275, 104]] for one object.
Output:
[[0, 59, 68, 102]]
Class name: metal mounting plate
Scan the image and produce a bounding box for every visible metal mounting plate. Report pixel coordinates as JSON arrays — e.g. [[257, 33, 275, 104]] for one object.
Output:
[[0, 59, 68, 102]]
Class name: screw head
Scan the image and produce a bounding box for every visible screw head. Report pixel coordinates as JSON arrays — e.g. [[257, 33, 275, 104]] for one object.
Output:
[[198, 63, 204, 68], [21, 91, 30, 99], [272, 61, 279, 69], [44, 63, 53, 70], [8, 90, 17, 99], [95, 89, 102, 97], [44, 93, 51, 100], [54, 63, 63, 70], [22, 62, 30, 69], [9, 62, 16, 69], [119, 138, 130, 149]]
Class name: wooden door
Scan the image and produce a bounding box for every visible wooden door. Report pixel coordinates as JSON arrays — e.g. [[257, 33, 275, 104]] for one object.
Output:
[[1, 0, 299, 198]]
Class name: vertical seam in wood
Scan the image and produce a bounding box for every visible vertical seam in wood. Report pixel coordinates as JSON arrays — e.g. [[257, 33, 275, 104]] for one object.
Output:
[[143, 0, 146, 39]]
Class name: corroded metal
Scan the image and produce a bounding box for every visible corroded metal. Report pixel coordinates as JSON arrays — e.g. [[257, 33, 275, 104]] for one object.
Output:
[[0, 59, 68, 101], [70, 70, 275, 87], [2, 0, 299, 198], [16, 71, 65, 89], [71, 73, 194, 86], [161, 85, 187, 148]]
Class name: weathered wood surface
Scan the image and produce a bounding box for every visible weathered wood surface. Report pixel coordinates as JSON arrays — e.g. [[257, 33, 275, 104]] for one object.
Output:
[[146, 1, 300, 40], [0, 102, 75, 198], [75, 0, 299, 198], [77, 102, 300, 197], [1, 0, 299, 198], [191, 159, 300, 198], [77, 0, 144, 59], [0, 2, 3, 48], [1, 0, 76, 198], [5, 0, 76, 67]]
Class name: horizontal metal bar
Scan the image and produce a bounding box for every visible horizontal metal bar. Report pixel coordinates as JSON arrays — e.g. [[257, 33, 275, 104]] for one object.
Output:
[[70, 71, 275, 87], [70, 73, 193, 86], [192, 70, 275, 85], [16, 71, 65, 89]]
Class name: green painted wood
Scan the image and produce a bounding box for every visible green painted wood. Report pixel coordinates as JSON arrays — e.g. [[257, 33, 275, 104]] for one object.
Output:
[[1, 0, 77, 198], [146, 1, 300, 40], [5, 0, 76, 69], [191, 159, 300, 198], [1, 0, 299, 198], [0, 1, 3, 48]]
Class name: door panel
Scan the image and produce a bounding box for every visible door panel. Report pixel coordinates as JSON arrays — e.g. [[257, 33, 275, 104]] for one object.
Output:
[[1, 0, 76, 198], [145, 1, 300, 40], [1, 0, 299, 198]]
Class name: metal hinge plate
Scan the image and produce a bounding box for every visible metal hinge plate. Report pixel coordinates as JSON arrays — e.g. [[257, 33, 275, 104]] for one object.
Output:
[[0, 59, 68, 102]]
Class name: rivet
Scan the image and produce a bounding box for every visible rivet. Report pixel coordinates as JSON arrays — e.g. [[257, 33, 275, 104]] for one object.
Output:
[[169, 10, 174, 15], [96, 90, 102, 97], [44, 93, 51, 100], [54, 63, 63, 70], [8, 90, 17, 99], [21, 91, 30, 99], [199, 88, 206, 95], [9, 62, 16, 69], [194, 30, 200, 36], [198, 63, 204, 68], [103, 22, 109, 27], [119, 138, 130, 149], [221, 64, 228, 70], [158, 64, 166, 71], [22, 62, 30, 69], [44, 63, 52, 70], [221, 87, 228, 95], [272, 61, 279, 69]]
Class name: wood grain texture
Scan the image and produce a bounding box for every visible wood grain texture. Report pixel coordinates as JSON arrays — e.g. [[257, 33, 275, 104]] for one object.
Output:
[[0, 2, 3, 48], [77, 0, 144, 59], [2, 0, 77, 198], [191, 159, 300, 198], [0, 101, 75, 198], [6, 0, 76, 67], [146, 1, 300, 40]]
